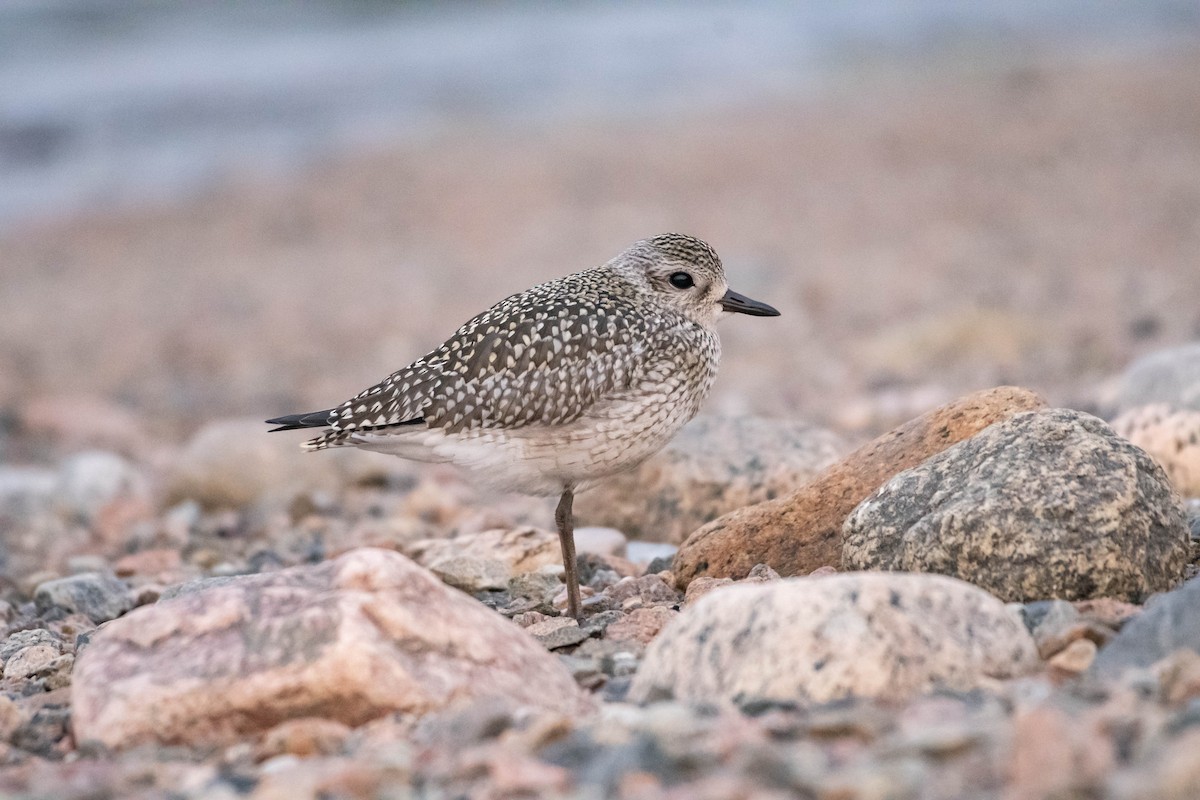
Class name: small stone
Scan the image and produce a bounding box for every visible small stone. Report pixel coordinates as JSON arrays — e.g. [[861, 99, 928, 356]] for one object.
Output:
[[34, 572, 133, 623], [603, 606, 677, 646], [1048, 638, 1098, 675], [526, 618, 591, 650], [509, 572, 562, 604], [604, 574, 679, 610], [429, 556, 511, 593], [0, 630, 63, 663], [674, 386, 1046, 587], [258, 717, 351, 758], [683, 576, 733, 605], [3, 644, 63, 681], [629, 573, 1038, 706], [112, 548, 184, 579]]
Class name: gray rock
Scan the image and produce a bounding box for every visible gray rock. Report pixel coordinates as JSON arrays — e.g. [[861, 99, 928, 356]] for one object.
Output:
[[1090, 575, 1200, 680], [629, 572, 1038, 706], [526, 618, 591, 650], [575, 415, 845, 543], [1112, 343, 1200, 413], [429, 556, 511, 593], [54, 450, 149, 522], [34, 572, 133, 623], [843, 409, 1190, 602], [0, 629, 64, 663]]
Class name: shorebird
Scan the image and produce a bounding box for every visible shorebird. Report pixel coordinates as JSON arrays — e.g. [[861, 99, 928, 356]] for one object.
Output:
[[267, 234, 779, 617]]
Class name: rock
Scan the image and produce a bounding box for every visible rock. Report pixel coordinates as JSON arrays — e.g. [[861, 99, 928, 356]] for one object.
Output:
[[629, 572, 1037, 706], [526, 618, 591, 650], [407, 527, 562, 575], [683, 576, 734, 605], [1048, 639, 1098, 675], [258, 718, 352, 759], [843, 408, 1190, 602], [429, 556, 511, 593], [71, 548, 591, 748], [1111, 404, 1200, 497], [674, 386, 1047, 588], [166, 418, 399, 508], [603, 575, 679, 611], [1111, 343, 1200, 413], [54, 450, 150, 523], [573, 527, 627, 558], [1090, 574, 1200, 680], [34, 572, 133, 623], [603, 606, 677, 646], [576, 415, 846, 543]]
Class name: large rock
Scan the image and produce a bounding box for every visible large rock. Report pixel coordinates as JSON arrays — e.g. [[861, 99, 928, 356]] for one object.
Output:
[[165, 418, 402, 508], [71, 548, 591, 748], [1089, 575, 1200, 680], [673, 387, 1046, 588], [575, 416, 845, 543], [1111, 404, 1200, 498], [1111, 343, 1200, 413], [629, 572, 1037, 706], [844, 409, 1189, 602]]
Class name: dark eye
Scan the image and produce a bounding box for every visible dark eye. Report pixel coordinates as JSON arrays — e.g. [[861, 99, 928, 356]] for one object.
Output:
[[669, 272, 695, 289]]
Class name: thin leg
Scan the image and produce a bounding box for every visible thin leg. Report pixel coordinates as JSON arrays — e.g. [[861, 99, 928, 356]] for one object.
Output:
[[555, 485, 582, 619]]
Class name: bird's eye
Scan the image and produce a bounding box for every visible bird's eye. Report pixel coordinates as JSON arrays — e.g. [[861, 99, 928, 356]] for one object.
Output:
[[669, 272, 695, 289]]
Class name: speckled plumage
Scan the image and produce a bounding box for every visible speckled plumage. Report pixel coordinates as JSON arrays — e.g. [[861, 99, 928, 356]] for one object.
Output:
[[268, 233, 779, 616]]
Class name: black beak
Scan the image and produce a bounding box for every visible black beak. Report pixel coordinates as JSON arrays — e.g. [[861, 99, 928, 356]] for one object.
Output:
[[719, 289, 780, 317]]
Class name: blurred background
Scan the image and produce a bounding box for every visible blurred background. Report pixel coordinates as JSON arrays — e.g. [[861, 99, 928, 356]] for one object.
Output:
[[3, 0, 1200, 455]]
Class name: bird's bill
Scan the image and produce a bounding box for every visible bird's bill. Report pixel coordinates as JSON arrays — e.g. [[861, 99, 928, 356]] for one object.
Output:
[[719, 289, 780, 317]]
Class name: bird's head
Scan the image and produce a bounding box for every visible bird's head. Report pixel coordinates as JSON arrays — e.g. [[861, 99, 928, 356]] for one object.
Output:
[[608, 233, 780, 327]]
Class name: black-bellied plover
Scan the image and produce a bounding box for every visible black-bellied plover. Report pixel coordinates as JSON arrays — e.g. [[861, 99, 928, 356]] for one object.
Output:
[[267, 234, 779, 617]]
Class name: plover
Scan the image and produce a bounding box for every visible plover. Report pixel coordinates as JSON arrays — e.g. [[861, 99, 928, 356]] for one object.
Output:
[[267, 233, 779, 617]]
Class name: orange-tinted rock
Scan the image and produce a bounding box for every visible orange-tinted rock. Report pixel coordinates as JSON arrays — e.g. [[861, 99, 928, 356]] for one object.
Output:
[[673, 386, 1046, 588]]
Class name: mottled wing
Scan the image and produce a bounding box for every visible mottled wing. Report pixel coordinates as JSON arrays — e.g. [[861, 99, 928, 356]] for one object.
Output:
[[304, 271, 652, 449]]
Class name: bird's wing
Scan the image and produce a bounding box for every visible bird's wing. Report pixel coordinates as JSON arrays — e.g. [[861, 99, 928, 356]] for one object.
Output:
[[304, 274, 657, 450]]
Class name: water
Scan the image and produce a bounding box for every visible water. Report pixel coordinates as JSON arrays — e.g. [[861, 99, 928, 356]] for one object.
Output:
[[1, 0, 1197, 229]]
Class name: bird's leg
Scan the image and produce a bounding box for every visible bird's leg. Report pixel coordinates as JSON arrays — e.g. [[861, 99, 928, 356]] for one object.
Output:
[[555, 485, 582, 619]]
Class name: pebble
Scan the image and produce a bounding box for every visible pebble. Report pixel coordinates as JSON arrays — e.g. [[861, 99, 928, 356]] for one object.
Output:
[[34, 572, 133, 624], [429, 555, 511, 593]]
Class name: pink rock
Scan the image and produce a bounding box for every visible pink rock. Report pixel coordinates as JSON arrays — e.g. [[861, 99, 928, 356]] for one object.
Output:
[[71, 548, 592, 748]]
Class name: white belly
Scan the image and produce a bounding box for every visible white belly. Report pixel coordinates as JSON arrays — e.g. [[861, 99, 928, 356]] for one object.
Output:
[[350, 359, 714, 496]]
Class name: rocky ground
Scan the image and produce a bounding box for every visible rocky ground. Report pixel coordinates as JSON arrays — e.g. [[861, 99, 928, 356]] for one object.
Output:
[[3, 41, 1200, 800]]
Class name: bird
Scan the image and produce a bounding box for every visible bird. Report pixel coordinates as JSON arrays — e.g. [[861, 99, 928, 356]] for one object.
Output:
[[267, 233, 779, 618]]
